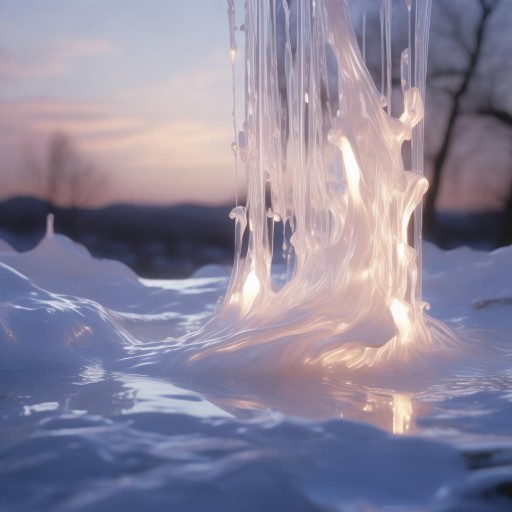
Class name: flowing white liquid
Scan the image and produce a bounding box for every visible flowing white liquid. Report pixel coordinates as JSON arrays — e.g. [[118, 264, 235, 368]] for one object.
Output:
[[178, 0, 450, 372]]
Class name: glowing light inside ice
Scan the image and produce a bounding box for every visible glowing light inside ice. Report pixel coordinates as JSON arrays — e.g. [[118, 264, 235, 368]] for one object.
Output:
[[184, 0, 440, 372]]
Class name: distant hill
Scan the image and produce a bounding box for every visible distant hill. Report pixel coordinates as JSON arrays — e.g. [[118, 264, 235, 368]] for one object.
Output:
[[0, 197, 508, 277], [0, 197, 235, 278], [434, 211, 507, 250]]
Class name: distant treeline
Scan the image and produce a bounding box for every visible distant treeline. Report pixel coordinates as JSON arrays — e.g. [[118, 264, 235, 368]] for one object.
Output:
[[0, 197, 509, 278], [0, 197, 234, 278]]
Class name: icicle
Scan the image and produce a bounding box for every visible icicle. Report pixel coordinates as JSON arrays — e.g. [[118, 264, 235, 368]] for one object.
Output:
[[362, 0, 367, 63], [227, 0, 239, 206]]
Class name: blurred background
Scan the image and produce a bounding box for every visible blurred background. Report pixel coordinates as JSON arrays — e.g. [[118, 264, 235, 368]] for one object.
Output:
[[1, 0, 511, 277]]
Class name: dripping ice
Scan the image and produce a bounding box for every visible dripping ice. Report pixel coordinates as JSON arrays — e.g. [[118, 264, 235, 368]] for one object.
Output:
[[175, 0, 458, 373]]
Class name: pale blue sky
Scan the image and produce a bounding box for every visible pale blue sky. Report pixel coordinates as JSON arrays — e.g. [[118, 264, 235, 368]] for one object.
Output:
[[0, 0, 244, 205], [2, 1, 511, 211]]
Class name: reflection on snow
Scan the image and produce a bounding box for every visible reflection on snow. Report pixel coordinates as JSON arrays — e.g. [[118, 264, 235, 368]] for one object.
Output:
[[23, 402, 60, 416], [139, 277, 228, 294], [0, 231, 511, 440], [392, 394, 413, 435]]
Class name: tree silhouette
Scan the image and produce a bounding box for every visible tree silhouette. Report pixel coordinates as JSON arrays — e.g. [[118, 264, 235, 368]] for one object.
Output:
[[424, 0, 506, 235], [40, 132, 107, 209], [357, 0, 512, 243]]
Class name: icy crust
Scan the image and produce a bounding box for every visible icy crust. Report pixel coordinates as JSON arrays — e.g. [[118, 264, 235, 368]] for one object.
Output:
[[0, 231, 510, 384], [0, 233, 227, 371], [0, 261, 132, 370], [0, 234, 512, 511], [0, 401, 467, 512], [0, 231, 511, 375]]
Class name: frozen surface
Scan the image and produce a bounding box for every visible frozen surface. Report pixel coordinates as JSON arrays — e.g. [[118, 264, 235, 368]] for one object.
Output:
[[0, 233, 511, 511], [2, 1, 511, 509]]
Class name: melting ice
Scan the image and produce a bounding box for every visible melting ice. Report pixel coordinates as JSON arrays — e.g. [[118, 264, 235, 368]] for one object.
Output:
[[178, 0, 452, 373], [1, 2, 512, 511]]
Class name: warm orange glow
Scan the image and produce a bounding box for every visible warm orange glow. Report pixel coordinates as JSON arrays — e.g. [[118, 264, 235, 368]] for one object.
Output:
[[392, 394, 413, 434], [340, 136, 362, 204], [241, 269, 261, 315], [390, 298, 412, 345], [179, 0, 438, 374]]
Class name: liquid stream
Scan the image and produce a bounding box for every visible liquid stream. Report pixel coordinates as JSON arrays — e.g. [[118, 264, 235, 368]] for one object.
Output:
[[178, 0, 454, 373]]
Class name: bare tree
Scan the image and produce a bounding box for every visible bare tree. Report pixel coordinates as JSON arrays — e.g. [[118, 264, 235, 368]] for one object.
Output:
[[40, 132, 107, 209], [355, 0, 512, 243], [424, 0, 509, 235]]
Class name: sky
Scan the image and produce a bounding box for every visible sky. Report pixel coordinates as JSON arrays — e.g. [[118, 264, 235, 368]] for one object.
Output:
[[0, 0, 242, 206], [1, 1, 511, 211]]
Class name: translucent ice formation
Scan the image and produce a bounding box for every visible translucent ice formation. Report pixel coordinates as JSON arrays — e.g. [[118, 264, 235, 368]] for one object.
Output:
[[182, 0, 447, 371]]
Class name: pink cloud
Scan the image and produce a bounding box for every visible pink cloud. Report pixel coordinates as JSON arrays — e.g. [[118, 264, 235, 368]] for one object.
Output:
[[0, 38, 114, 82], [0, 97, 235, 206]]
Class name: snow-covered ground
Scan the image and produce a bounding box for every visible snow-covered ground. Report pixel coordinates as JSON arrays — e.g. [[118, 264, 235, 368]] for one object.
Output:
[[0, 229, 511, 511]]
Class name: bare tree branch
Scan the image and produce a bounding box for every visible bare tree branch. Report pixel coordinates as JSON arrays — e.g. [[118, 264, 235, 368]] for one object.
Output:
[[424, 0, 500, 234]]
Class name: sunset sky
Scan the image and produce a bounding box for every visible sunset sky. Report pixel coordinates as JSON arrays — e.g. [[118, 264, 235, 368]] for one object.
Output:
[[0, 0, 241, 206], [1, 1, 511, 210]]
